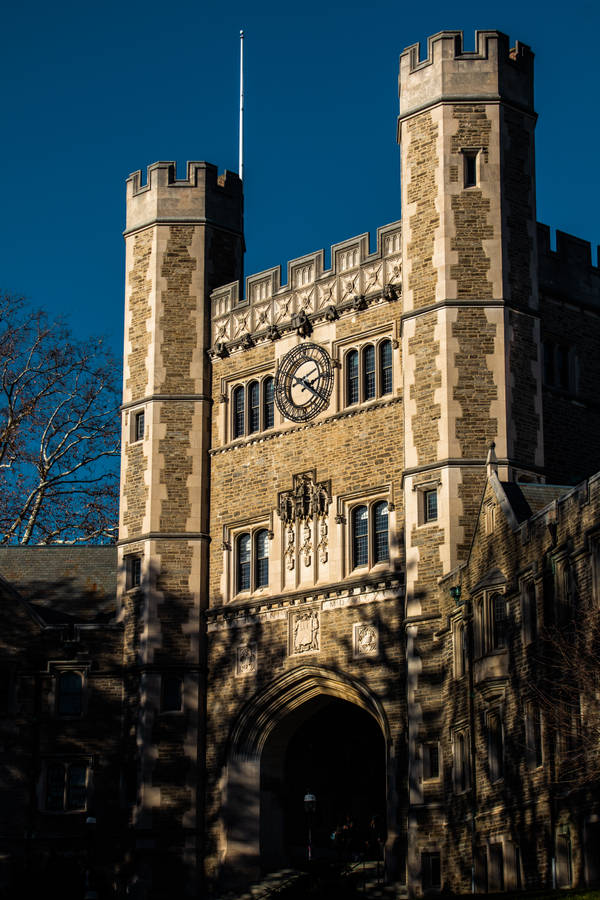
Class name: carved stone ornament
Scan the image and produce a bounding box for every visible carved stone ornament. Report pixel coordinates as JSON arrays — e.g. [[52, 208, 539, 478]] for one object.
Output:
[[291, 310, 312, 338], [383, 283, 398, 303], [285, 524, 295, 571], [354, 624, 378, 657], [211, 342, 229, 359], [317, 519, 328, 564], [352, 293, 367, 311], [292, 610, 320, 654], [302, 521, 312, 567], [267, 323, 281, 341], [241, 333, 254, 350], [236, 644, 257, 676], [324, 304, 339, 322], [278, 472, 331, 526]]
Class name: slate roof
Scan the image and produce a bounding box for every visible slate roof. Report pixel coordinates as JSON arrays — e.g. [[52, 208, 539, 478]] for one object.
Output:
[[0, 545, 118, 622], [501, 481, 574, 524]]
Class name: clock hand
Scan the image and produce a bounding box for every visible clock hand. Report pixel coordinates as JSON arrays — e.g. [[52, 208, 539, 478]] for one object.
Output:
[[298, 377, 326, 401]]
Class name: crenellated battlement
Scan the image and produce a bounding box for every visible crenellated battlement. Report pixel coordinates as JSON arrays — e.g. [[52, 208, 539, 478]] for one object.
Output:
[[210, 221, 402, 352], [537, 223, 600, 308], [125, 160, 243, 236], [398, 30, 534, 123]]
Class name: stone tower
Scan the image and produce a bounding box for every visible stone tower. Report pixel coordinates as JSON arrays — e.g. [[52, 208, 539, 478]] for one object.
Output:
[[118, 161, 243, 895], [397, 30, 541, 884], [399, 30, 540, 612]]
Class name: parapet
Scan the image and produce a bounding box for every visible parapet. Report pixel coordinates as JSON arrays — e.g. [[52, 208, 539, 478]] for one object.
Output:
[[125, 161, 243, 237], [398, 30, 534, 123], [537, 223, 600, 309], [210, 222, 402, 353]]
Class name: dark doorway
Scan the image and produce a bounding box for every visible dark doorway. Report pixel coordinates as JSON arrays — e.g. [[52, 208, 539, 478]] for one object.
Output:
[[260, 697, 386, 870]]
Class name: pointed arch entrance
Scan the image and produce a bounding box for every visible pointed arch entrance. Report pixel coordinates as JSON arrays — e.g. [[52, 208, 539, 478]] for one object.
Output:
[[220, 666, 393, 883]]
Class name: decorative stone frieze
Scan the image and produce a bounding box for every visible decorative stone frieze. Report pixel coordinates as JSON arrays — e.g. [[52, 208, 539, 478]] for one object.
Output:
[[210, 222, 402, 351]]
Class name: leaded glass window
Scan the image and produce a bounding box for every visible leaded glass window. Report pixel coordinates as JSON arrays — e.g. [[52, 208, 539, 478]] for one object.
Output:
[[352, 505, 368, 567], [374, 500, 389, 562], [233, 386, 245, 438], [237, 533, 251, 591], [380, 339, 392, 395], [255, 529, 269, 587], [347, 350, 359, 405], [263, 377, 274, 429], [363, 345, 375, 400]]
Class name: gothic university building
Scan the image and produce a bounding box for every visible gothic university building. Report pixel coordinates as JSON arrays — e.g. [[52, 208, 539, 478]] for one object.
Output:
[[2, 29, 600, 899]]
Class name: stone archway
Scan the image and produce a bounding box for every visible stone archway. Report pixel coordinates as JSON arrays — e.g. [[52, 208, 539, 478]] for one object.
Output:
[[219, 666, 393, 885]]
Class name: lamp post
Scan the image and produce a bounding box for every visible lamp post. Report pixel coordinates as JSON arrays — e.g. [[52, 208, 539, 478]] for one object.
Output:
[[303, 792, 317, 866]]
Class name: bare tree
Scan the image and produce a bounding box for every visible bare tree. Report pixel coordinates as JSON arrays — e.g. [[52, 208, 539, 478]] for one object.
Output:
[[535, 594, 600, 787], [0, 293, 120, 544]]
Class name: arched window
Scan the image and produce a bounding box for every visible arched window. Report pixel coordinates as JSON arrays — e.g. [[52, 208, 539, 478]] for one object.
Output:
[[373, 500, 389, 562], [363, 345, 376, 400], [346, 350, 359, 405], [237, 533, 251, 591], [233, 386, 245, 438], [379, 339, 392, 395], [57, 671, 83, 717], [352, 505, 369, 567], [248, 381, 260, 434], [255, 529, 269, 587], [263, 377, 274, 430]]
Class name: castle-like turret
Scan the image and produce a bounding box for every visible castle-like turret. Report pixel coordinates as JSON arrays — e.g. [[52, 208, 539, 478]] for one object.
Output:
[[398, 30, 541, 600], [119, 161, 243, 896]]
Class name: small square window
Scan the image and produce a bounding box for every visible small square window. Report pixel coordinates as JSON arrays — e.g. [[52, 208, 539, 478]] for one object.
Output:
[[134, 410, 145, 442], [424, 490, 438, 523]]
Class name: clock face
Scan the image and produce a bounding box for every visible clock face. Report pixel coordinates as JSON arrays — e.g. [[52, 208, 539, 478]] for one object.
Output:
[[275, 343, 334, 423]]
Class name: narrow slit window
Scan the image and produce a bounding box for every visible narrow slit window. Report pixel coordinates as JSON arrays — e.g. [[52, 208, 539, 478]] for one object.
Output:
[[464, 151, 478, 188], [134, 410, 145, 442], [424, 489, 438, 523]]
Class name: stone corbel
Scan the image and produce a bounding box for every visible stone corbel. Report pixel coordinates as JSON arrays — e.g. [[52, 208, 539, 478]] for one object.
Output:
[[383, 283, 398, 302]]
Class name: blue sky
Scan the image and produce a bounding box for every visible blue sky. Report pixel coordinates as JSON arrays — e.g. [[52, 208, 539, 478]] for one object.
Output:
[[1, 0, 598, 355]]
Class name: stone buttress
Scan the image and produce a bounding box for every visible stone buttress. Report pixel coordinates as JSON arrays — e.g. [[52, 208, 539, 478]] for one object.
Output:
[[118, 161, 243, 896]]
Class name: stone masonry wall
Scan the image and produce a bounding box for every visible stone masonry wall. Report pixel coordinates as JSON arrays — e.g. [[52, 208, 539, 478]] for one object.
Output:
[[450, 105, 493, 299], [406, 113, 439, 310]]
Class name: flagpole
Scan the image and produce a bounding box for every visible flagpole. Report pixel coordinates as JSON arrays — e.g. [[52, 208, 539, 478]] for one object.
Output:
[[239, 29, 244, 181]]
